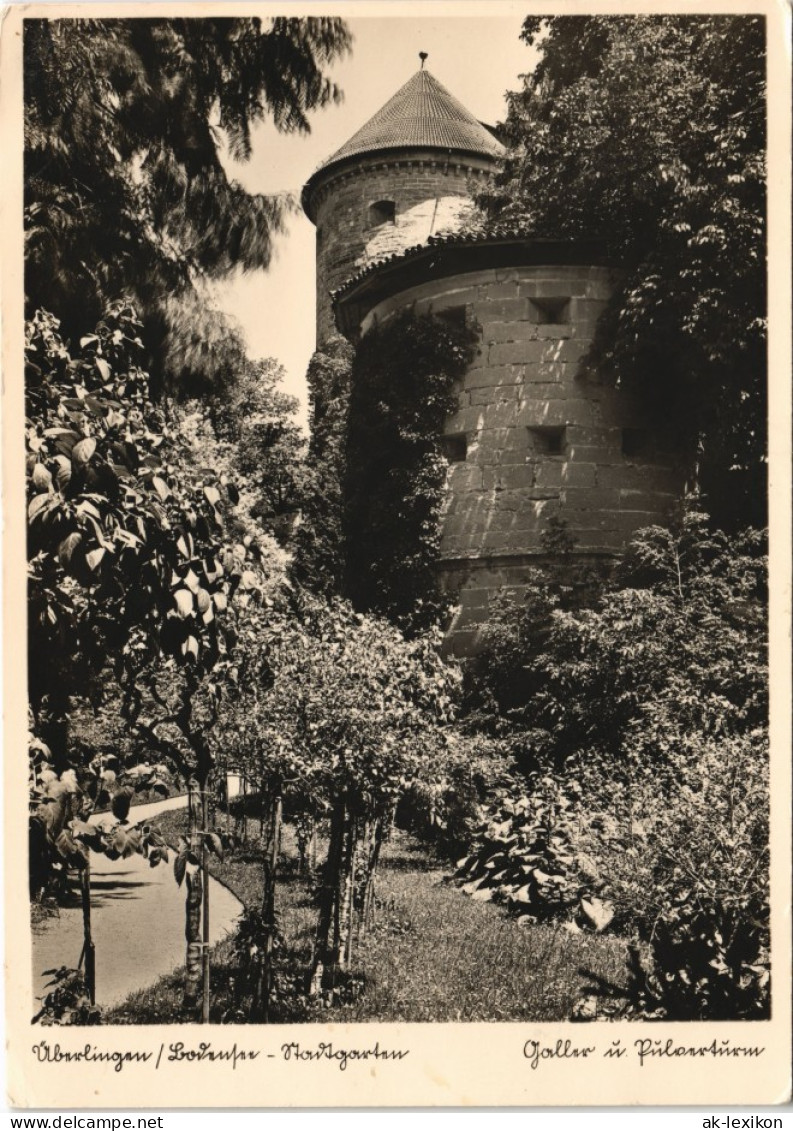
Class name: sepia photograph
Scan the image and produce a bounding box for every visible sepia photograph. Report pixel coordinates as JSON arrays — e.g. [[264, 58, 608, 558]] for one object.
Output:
[[4, 0, 791, 1110]]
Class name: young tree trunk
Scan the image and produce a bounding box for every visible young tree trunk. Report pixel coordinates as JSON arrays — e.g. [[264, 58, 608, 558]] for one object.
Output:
[[297, 815, 316, 875], [225, 772, 232, 835], [343, 833, 357, 968], [335, 812, 355, 970], [428, 794, 437, 835], [297, 825, 307, 875], [79, 860, 96, 1003], [208, 777, 217, 831], [183, 866, 204, 1012], [308, 823, 317, 873], [201, 787, 211, 1024], [308, 797, 345, 997], [241, 775, 249, 846], [359, 817, 384, 940], [255, 778, 282, 1021]]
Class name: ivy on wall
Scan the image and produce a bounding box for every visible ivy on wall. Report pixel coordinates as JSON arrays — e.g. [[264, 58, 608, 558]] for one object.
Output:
[[291, 336, 355, 597], [343, 308, 479, 634]]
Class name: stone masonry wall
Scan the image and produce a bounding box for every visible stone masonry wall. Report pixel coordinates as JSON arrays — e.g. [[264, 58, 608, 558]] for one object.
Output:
[[363, 264, 687, 654], [309, 151, 495, 342]]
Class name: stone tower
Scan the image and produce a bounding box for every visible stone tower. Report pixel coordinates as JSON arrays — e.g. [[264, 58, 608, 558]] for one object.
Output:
[[303, 65, 687, 653], [301, 64, 504, 342]]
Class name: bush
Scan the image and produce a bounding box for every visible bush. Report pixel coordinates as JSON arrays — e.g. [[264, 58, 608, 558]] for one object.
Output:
[[399, 734, 512, 858], [464, 512, 767, 772], [452, 771, 588, 924], [33, 967, 101, 1025], [621, 902, 770, 1021], [578, 734, 768, 935], [456, 511, 769, 1019]]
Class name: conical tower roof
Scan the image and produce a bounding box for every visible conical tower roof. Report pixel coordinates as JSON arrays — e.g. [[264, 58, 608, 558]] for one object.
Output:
[[302, 66, 504, 216]]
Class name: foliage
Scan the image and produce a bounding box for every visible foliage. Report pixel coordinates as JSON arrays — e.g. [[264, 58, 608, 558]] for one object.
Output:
[[222, 591, 461, 817], [460, 520, 602, 740], [456, 512, 769, 1018], [24, 16, 352, 387], [213, 358, 306, 539], [578, 733, 768, 939], [583, 733, 769, 1021], [33, 967, 102, 1026], [452, 773, 600, 927], [400, 732, 510, 858], [621, 903, 769, 1021], [478, 16, 766, 527], [177, 354, 306, 544], [465, 510, 767, 770], [292, 337, 354, 596], [344, 310, 479, 633], [212, 587, 462, 995], [25, 304, 245, 760], [29, 730, 173, 901]]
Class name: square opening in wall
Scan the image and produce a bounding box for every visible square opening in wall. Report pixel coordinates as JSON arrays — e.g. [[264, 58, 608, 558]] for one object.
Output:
[[440, 433, 467, 462], [622, 428, 653, 459], [368, 200, 396, 227], [528, 425, 566, 456], [530, 296, 570, 325]]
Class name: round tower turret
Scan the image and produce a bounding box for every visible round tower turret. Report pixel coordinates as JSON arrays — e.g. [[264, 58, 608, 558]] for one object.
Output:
[[302, 64, 504, 342]]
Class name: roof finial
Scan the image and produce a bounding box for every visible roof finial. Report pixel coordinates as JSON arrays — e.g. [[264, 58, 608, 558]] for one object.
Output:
[[419, 51, 428, 69]]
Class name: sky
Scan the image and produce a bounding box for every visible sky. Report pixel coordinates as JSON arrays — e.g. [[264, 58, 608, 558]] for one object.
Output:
[[212, 12, 538, 427]]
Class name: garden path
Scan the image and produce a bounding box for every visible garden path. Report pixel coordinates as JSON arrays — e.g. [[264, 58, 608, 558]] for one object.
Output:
[[31, 794, 243, 1010]]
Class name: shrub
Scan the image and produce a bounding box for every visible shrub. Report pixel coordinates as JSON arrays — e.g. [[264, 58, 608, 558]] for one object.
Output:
[[33, 968, 101, 1025], [463, 511, 767, 772], [621, 902, 770, 1021], [399, 733, 511, 857], [456, 511, 769, 1019], [577, 734, 769, 938], [452, 772, 588, 923]]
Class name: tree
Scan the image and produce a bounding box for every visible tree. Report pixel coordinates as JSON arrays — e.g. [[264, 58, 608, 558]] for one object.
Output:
[[23, 14, 353, 1019], [24, 16, 352, 388], [212, 357, 306, 539], [212, 590, 461, 1009], [26, 304, 242, 750], [26, 302, 274, 1017], [175, 350, 306, 544], [477, 16, 766, 528]]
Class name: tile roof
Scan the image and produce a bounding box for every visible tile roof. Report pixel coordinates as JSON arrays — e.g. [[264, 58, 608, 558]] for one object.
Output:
[[323, 68, 505, 166], [330, 227, 615, 334], [302, 69, 504, 215], [330, 225, 522, 301]]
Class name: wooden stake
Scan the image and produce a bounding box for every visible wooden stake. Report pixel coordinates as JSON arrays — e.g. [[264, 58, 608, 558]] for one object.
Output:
[[79, 859, 96, 1004]]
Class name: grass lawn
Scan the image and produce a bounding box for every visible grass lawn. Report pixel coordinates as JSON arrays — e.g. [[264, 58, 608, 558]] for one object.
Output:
[[107, 807, 629, 1024]]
